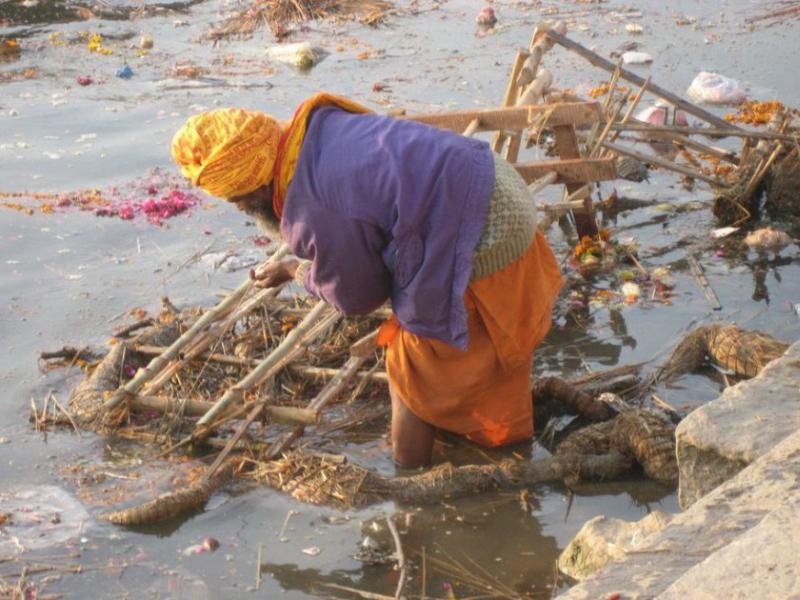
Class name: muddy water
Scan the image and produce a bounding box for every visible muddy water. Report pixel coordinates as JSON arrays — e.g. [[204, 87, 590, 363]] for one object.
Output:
[[2, 0, 800, 597]]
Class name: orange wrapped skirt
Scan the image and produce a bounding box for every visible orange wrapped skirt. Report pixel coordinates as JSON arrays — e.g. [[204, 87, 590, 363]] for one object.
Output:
[[382, 231, 563, 446]]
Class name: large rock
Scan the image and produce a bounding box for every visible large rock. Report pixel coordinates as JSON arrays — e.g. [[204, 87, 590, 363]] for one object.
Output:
[[557, 429, 800, 599], [675, 340, 800, 508], [558, 511, 671, 580], [658, 499, 800, 599]]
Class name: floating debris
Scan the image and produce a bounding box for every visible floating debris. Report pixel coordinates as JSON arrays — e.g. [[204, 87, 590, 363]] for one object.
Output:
[[687, 71, 747, 105], [725, 100, 786, 125], [635, 102, 689, 127], [744, 227, 792, 254], [210, 0, 394, 39], [621, 51, 652, 65], [475, 6, 497, 27], [266, 42, 327, 70], [116, 64, 134, 79], [0, 169, 205, 225]]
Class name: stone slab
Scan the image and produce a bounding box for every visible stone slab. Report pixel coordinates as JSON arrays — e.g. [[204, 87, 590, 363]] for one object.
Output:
[[675, 340, 800, 508], [657, 498, 800, 600], [557, 429, 800, 600]]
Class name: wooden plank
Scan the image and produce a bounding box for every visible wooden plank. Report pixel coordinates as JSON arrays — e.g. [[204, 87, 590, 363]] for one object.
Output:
[[492, 49, 529, 153], [552, 124, 598, 237], [514, 157, 617, 184], [404, 102, 602, 133], [543, 28, 741, 132]]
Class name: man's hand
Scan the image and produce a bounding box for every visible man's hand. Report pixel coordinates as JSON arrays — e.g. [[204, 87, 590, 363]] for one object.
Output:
[[250, 258, 300, 289]]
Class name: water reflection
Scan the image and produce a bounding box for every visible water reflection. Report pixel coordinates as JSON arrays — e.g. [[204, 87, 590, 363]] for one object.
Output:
[[265, 495, 561, 598]]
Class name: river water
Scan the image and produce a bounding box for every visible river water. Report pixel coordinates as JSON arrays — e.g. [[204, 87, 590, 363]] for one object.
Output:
[[1, 0, 799, 597]]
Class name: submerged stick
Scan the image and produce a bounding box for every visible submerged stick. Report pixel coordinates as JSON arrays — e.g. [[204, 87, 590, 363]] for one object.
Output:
[[387, 515, 406, 600], [687, 256, 722, 310], [104, 244, 290, 411]]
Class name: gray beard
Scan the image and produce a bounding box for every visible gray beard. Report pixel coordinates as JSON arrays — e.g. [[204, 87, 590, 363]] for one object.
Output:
[[240, 201, 282, 242]]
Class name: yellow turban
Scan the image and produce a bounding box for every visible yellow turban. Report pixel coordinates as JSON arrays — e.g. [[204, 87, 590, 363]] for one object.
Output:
[[171, 108, 283, 200]]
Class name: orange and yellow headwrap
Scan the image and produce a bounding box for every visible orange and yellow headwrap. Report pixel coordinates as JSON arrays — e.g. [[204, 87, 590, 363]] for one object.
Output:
[[170, 109, 283, 200]]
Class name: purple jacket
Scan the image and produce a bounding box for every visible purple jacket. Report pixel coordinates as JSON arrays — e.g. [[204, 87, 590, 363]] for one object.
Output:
[[280, 107, 494, 350]]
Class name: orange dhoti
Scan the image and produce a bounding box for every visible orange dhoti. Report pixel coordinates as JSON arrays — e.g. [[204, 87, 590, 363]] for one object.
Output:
[[383, 231, 563, 447]]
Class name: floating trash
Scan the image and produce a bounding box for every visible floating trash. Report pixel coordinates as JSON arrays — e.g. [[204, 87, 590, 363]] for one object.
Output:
[[687, 71, 746, 105], [116, 64, 134, 79], [266, 42, 327, 70], [622, 51, 652, 64], [635, 101, 689, 127], [76, 75, 93, 86], [182, 536, 220, 556], [744, 227, 792, 253], [475, 6, 497, 27]]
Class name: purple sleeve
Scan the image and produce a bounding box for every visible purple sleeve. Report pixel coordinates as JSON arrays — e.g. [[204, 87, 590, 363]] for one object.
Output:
[[284, 206, 391, 316]]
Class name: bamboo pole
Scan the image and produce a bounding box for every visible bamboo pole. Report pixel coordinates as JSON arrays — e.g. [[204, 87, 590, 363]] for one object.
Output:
[[612, 123, 797, 142], [132, 344, 390, 383], [589, 97, 626, 158], [527, 171, 558, 196], [265, 329, 380, 459], [291, 364, 388, 384], [585, 59, 622, 152], [104, 244, 290, 411], [605, 76, 650, 153], [134, 344, 258, 367], [492, 49, 529, 153], [601, 140, 729, 187], [129, 394, 317, 425], [195, 301, 334, 428], [142, 284, 285, 395], [543, 28, 742, 132], [462, 118, 480, 137]]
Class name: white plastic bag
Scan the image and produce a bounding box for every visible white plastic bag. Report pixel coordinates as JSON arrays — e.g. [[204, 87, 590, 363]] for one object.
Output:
[[266, 42, 326, 69], [622, 51, 652, 65], [686, 71, 746, 105]]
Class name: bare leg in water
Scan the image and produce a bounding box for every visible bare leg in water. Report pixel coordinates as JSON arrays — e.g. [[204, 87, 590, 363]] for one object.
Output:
[[389, 386, 435, 469]]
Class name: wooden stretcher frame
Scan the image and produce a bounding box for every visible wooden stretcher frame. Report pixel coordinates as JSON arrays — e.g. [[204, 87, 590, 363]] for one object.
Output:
[[402, 100, 614, 237]]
